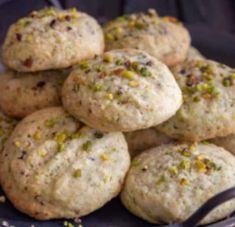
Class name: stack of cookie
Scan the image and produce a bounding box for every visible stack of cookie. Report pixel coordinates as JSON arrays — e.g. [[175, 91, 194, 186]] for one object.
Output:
[[0, 7, 235, 226]]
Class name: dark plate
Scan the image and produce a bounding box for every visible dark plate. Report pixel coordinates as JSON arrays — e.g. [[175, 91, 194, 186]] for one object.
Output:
[[0, 27, 235, 227]]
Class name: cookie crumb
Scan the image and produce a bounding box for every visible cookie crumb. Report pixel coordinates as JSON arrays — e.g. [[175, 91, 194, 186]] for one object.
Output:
[[0, 196, 6, 203]]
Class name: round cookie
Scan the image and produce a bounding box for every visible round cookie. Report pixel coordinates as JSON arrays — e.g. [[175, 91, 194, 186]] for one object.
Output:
[[125, 128, 172, 158], [103, 11, 191, 67], [157, 59, 235, 141], [62, 49, 182, 132], [2, 7, 104, 72], [186, 46, 205, 61], [0, 107, 130, 220], [121, 143, 235, 224], [0, 69, 68, 118], [210, 134, 235, 155]]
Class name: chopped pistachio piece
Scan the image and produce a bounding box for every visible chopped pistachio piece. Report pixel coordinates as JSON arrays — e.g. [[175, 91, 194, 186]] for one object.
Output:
[[100, 154, 109, 161], [121, 70, 134, 80], [179, 160, 190, 170], [156, 175, 166, 186], [73, 84, 80, 92], [128, 80, 140, 88], [44, 118, 56, 128], [179, 178, 189, 186], [32, 131, 41, 140], [103, 54, 113, 63], [140, 67, 151, 77], [73, 169, 82, 178], [106, 93, 114, 100], [79, 61, 90, 70], [82, 141, 92, 151]]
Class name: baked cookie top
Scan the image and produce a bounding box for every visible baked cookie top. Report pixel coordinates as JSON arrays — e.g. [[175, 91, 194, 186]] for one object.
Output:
[[103, 10, 191, 67], [0, 69, 68, 118], [2, 7, 104, 72], [0, 107, 130, 220], [158, 59, 235, 141], [62, 49, 182, 132], [121, 143, 235, 224]]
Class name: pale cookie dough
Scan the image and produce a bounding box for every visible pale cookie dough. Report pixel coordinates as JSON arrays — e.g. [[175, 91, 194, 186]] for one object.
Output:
[[157, 59, 235, 141], [2, 7, 104, 72], [121, 143, 235, 224], [104, 10, 191, 67], [0, 69, 68, 118], [0, 107, 130, 220], [62, 49, 182, 132]]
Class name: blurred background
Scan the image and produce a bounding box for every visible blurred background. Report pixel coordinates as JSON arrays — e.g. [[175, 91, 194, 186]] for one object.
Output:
[[0, 0, 235, 66]]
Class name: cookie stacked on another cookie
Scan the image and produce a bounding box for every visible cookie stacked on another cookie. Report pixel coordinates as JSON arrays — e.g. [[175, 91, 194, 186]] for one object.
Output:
[[62, 49, 182, 132], [0, 69, 68, 118], [0, 107, 130, 220], [2, 7, 104, 72], [103, 10, 191, 67], [157, 59, 235, 141], [0, 7, 105, 118]]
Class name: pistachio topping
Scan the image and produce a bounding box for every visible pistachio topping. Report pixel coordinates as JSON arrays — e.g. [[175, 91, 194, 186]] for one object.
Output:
[[121, 70, 135, 80], [32, 131, 41, 140], [44, 118, 56, 128], [93, 83, 103, 92], [128, 80, 140, 88], [106, 93, 114, 100], [140, 67, 152, 77], [115, 59, 124, 66], [222, 74, 235, 87], [131, 159, 141, 166], [103, 54, 113, 63], [73, 84, 80, 92], [100, 154, 110, 161], [178, 160, 190, 170], [82, 140, 92, 152], [38, 149, 47, 157], [179, 178, 189, 186], [73, 169, 82, 178], [168, 166, 179, 176], [156, 175, 166, 186], [79, 61, 90, 70], [14, 141, 21, 148]]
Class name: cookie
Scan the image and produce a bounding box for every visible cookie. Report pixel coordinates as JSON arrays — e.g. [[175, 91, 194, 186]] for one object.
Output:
[[0, 107, 130, 220], [157, 59, 235, 141], [2, 7, 104, 72], [125, 128, 172, 158], [0, 69, 68, 118], [186, 46, 205, 61], [121, 143, 235, 224], [62, 49, 182, 132], [103, 11, 190, 67], [0, 109, 18, 152], [210, 134, 235, 155]]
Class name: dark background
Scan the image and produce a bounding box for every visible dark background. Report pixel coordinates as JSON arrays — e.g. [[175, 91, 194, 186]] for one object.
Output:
[[0, 0, 235, 66]]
